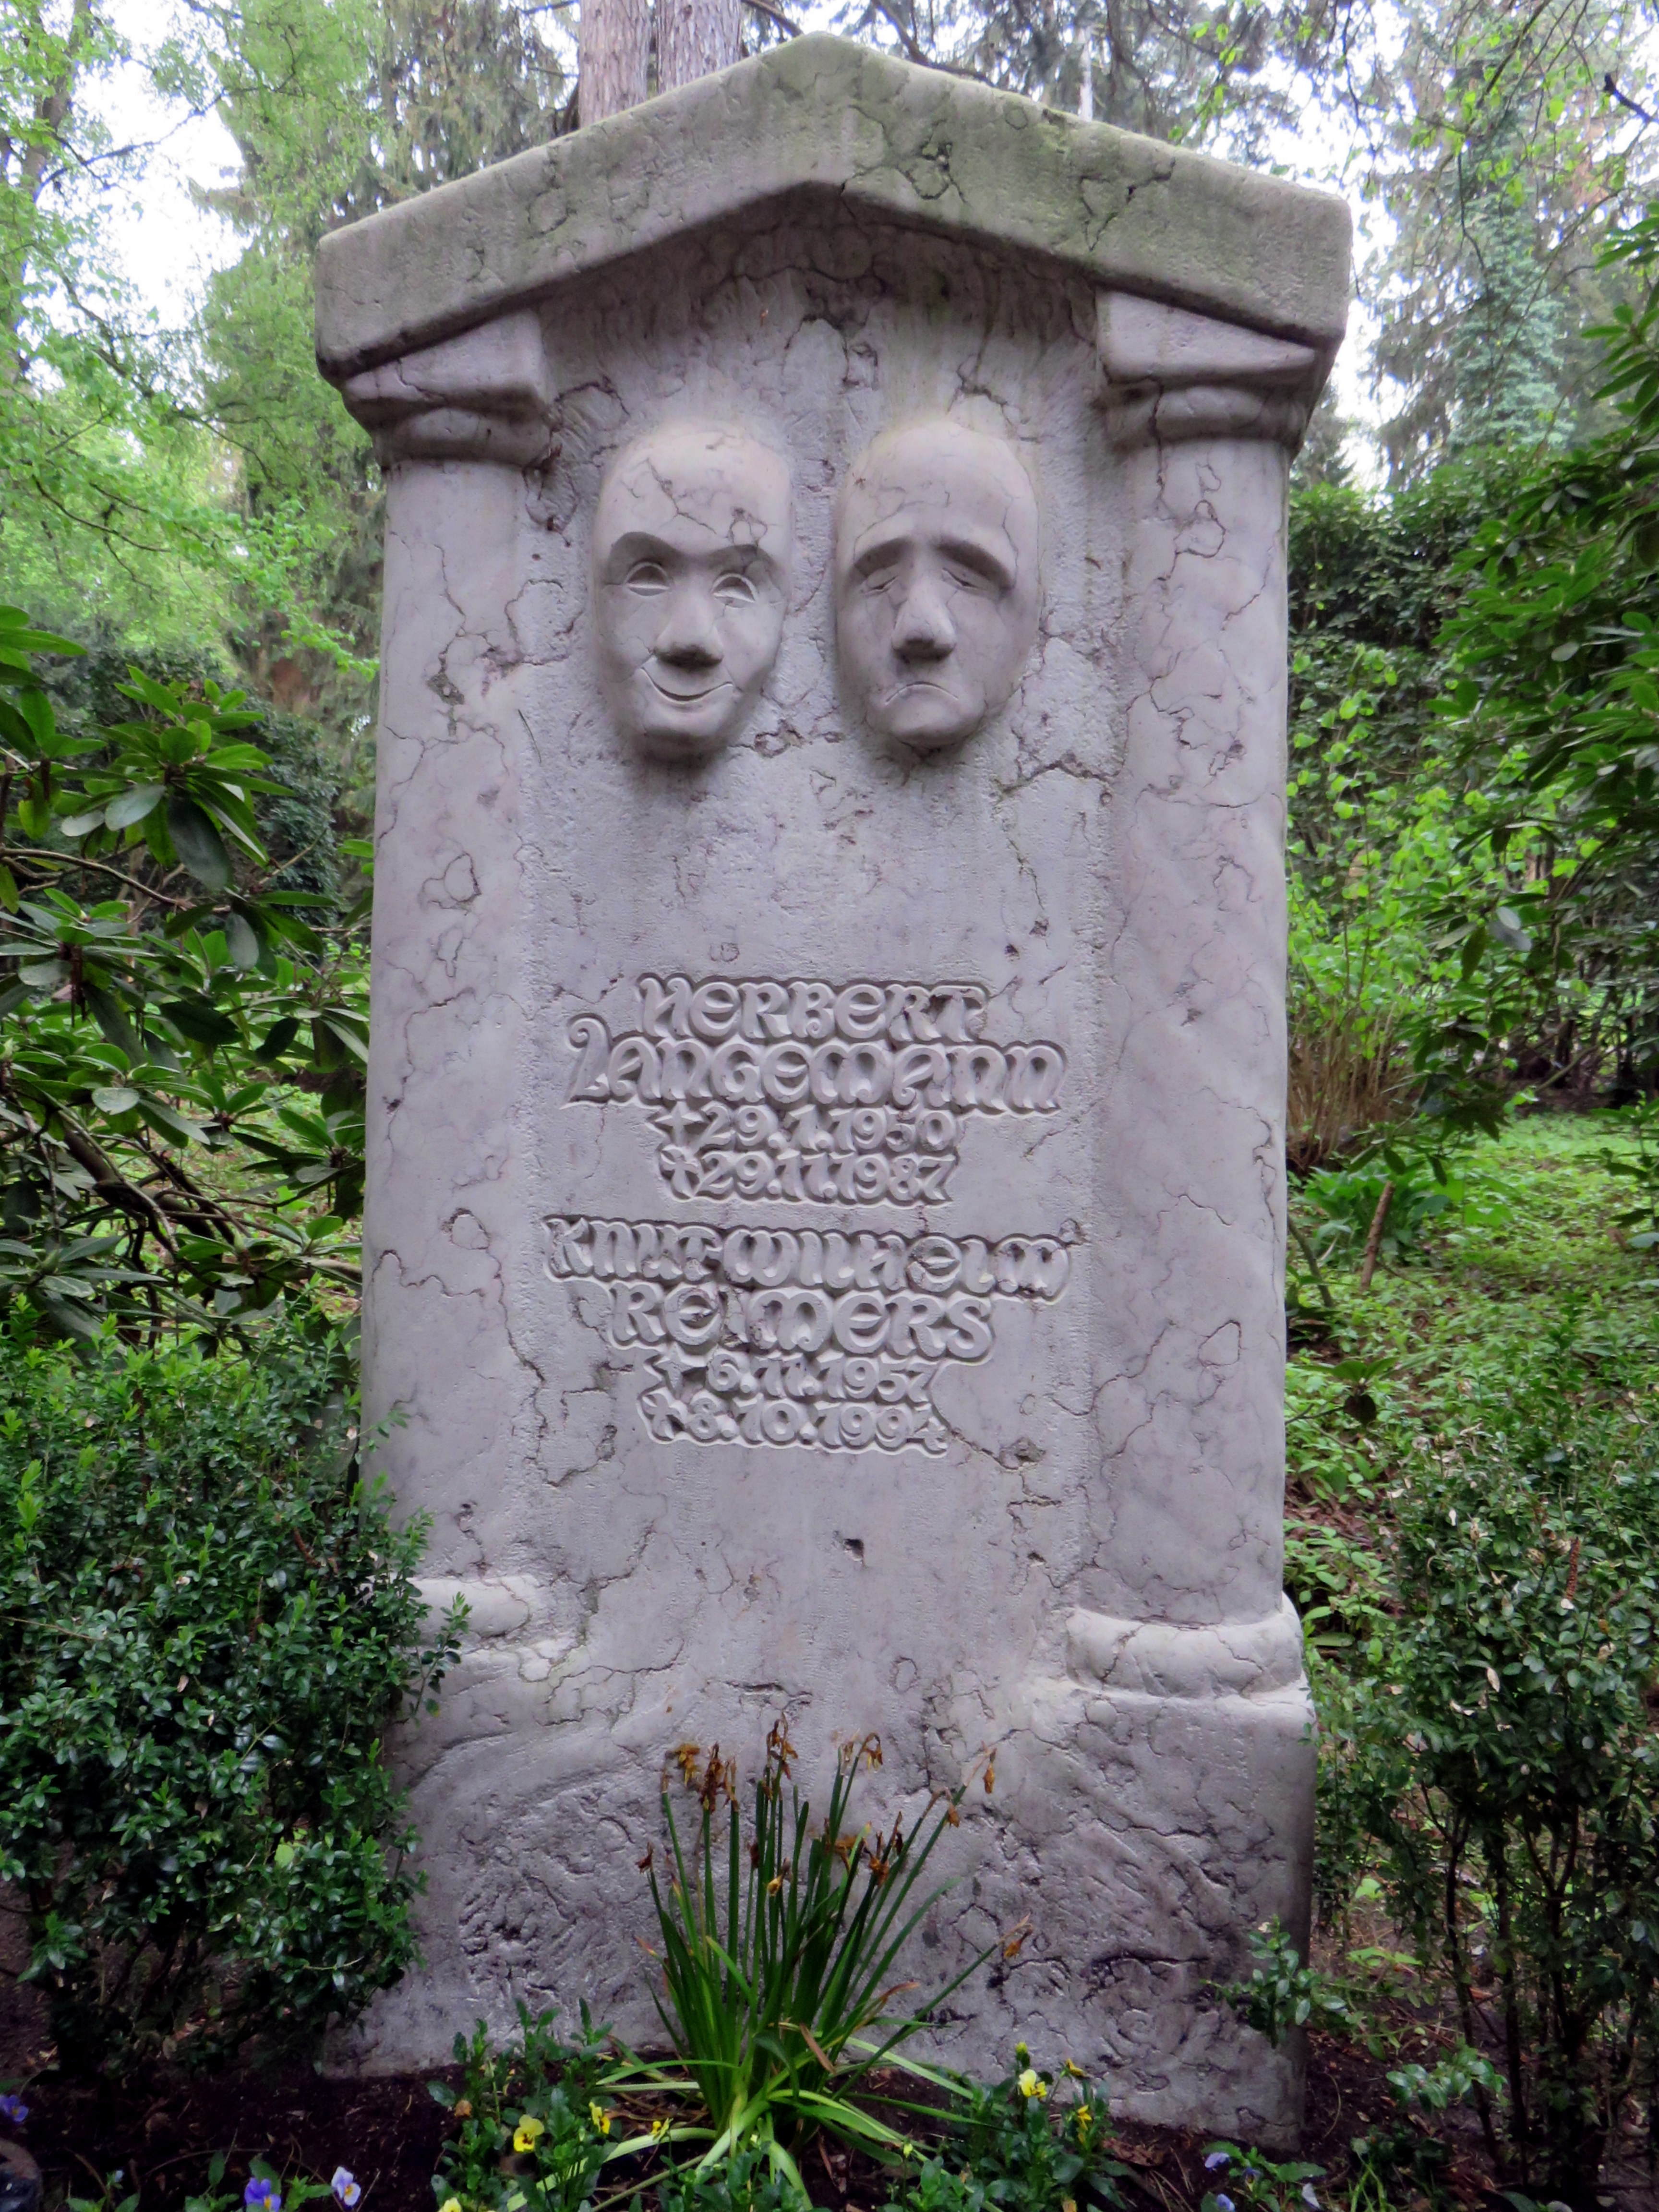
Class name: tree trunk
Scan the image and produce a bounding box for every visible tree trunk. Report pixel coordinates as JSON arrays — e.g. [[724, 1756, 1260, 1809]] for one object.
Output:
[[577, 0, 651, 126], [657, 0, 741, 95]]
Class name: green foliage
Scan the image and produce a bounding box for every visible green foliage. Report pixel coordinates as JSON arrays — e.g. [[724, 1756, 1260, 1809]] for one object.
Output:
[[1385, 2044, 1503, 2116], [1283, 1522, 1392, 1649], [432, 2006, 635, 2212], [0, 1314, 460, 2067], [164, 2152, 335, 2212], [1194, 2141, 1324, 2212], [1302, 1134, 1519, 1272], [1599, 1100, 1659, 1251], [1217, 1920, 1353, 2046], [932, 2051, 1127, 2212], [1425, 204, 1659, 1094], [656, 2141, 812, 2212], [645, 1723, 987, 2182], [0, 2, 247, 652], [1283, 464, 1564, 1162], [0, 612, 367, 1339], [1321, 1306, 1659, 2191]]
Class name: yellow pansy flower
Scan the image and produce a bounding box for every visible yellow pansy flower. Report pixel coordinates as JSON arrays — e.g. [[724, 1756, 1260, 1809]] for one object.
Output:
[[589, 2104, 612, 2137], [513, 2117, 546, 2152], [439, 2200, 461, 2212], [1017, 2068, 1047, 2101]]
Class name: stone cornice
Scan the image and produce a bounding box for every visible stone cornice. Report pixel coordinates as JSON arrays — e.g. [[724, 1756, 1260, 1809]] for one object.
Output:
[[315, 33, 1351, 387]]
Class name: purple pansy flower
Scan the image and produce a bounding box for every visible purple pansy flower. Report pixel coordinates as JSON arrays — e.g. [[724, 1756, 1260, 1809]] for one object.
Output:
[[1214, 2195, 1235, 2212], [0, 2096, 25, 2127], [331, 2171, 361, 2209], [1204, 2152, 1230, 2172], [245, 2180, 281, 2212]]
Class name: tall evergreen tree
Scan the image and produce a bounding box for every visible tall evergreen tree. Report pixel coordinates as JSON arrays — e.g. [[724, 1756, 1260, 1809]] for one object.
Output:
[[1352, 0, 1658, 479]]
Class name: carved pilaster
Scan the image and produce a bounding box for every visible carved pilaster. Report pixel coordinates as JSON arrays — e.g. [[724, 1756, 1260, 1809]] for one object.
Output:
[[335, 309, 557, 469]]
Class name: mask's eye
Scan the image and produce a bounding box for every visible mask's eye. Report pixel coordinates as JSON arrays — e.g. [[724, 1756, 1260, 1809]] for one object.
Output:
[[624, 560, 669, 593], [854, 556, 901, 597], [713, 570, 758, 606], [939, 541, 1014, 596]]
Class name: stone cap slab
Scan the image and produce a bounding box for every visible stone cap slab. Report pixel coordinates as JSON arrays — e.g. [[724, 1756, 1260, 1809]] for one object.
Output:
[[315, 32, 1351, 384]]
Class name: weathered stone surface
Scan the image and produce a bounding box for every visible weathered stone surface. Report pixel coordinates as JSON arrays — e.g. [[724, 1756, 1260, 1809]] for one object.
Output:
[[317, 36, 1346, 2141]]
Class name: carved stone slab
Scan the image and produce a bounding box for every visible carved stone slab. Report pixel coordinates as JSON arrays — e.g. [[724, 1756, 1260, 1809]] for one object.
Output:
[[317, 34, 1347, 2142]]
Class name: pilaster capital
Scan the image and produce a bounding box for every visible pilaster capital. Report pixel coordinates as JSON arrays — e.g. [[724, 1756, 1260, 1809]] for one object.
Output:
[[1097, 292, 1338, 452], [334, 309, 557, 468]]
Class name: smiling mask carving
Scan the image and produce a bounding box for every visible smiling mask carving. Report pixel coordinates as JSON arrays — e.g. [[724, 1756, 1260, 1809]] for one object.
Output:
[[593, 423, 793, 762], [835, 419, 1040, 750]]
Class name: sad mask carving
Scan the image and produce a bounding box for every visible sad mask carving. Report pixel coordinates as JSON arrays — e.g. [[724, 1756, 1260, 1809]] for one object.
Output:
[[834, 418, 1040, 750], [593, 423, 793, 761]]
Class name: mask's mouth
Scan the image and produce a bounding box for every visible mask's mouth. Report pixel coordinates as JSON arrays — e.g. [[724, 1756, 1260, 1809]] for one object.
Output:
[[647, 669, 731, 707], [879, 676, 959, 704]]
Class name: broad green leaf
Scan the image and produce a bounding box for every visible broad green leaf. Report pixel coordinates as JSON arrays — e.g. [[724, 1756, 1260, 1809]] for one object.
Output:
[[225, 912, 262, 970], [84, 984, 143, 1059], [90, 1086, 141, 1114], [0, 610, 82, 657], [321, 1018, 369, 1062], [105, 784, 167, 830], [253, 1017, 301, 1063], [166, 795, 231, 890], [37, 1296, 102, 1341], [120, 670, 189, 716], [139, 1097, 210, 1146], [160, 996, 240, 1050]]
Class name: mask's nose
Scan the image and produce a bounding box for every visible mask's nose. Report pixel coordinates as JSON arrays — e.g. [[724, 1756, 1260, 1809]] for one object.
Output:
[[892, 571, 957, 662], [653, 585, 722, 669]]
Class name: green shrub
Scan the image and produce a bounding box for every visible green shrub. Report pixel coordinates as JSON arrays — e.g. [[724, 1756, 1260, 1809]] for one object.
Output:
[[1322, 1314, 1659, 2198], [431, 2006, 638, 2212], [0, 1313, 460, 2067]]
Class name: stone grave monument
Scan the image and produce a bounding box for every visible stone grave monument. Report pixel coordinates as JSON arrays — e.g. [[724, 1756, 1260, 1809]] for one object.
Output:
[[315, 35, 1348, 2139]]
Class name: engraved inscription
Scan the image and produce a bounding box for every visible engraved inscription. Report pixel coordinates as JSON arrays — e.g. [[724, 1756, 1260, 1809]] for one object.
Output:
[[543, 1216, 1071, 1453], [564, 974, 1066, 1206]]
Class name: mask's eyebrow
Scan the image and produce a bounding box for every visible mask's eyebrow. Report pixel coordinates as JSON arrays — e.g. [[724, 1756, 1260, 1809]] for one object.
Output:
[[847, 517, 1017, 591], [934, 528, 1017, 591], [600, 529, 781, 586]]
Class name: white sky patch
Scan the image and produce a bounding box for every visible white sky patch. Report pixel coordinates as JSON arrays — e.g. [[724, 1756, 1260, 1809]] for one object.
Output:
[[84, 0, 241, 336]]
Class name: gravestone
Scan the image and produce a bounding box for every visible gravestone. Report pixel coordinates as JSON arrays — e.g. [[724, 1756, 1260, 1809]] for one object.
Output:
[[316, 35, 1348, 2140]]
